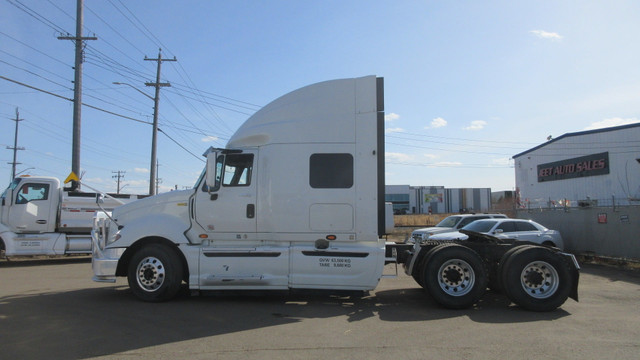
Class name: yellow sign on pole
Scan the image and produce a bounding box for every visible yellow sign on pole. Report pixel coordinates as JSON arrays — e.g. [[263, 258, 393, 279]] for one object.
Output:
[[63, 172, 79, 184]]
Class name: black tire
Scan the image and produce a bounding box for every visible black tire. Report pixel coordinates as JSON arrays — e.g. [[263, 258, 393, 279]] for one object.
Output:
[[127, 244, 184, 302], [413, 246, 441, 287], [411, 271, 422, 286], [501, 246, 572, 312], [421, 244, 488, 309], [491, 245, 535, 293]]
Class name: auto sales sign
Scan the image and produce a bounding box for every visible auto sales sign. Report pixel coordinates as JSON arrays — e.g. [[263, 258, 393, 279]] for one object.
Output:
[[537, 152, 610, 182]]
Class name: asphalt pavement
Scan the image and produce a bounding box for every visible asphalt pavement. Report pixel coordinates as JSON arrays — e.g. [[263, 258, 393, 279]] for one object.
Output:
[[1, 256, 638, 360]]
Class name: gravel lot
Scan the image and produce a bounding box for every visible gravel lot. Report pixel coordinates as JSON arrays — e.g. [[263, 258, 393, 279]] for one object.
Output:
[[1, 256, 638, 360]]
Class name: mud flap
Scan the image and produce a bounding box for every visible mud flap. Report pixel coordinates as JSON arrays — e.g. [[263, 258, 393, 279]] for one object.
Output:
[[560, 252, 580, 302]]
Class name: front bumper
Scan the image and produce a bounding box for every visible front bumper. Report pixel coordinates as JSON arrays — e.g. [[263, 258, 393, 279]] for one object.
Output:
[[91, 215, 124, 283], [92, 247, 125, 283]]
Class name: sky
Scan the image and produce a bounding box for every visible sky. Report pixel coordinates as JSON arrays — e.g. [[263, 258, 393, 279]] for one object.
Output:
[[1, 0, 639, 194]]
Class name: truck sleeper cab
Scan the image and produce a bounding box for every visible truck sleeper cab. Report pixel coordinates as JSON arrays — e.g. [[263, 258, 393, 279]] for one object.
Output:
[[92, 76, 388, 301]]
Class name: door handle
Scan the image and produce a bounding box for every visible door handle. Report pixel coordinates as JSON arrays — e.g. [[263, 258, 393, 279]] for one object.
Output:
[[36, 220, 47, 224], [246, 204, 255, 219]]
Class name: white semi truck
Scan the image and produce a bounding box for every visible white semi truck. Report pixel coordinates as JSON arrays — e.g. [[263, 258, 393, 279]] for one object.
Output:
[[92, 76, 579, 311], [0, 176, 141, 257]]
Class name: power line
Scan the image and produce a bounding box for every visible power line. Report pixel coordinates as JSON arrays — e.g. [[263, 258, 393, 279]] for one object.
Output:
[[6, 0, 69, 34], [386, 160, 512, 169], [386, 131, 536, 146], [0, 30, 68, 67], [0, 75, 151, 125], [84, 3, 146, 58], [0, 49, 70, 83], [165, 87, 257, 116], [386, 141, 515, 156], [0, 59, 72, 90], [171, 82, 261, 109], [158, 128, 204, 162], [1, 76, 225, 142]]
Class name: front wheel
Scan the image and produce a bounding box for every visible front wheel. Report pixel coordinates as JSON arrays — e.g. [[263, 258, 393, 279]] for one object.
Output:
[[127, 244, 184, 302], [421, 244, 488, 309], [501, 246, 572, 312]]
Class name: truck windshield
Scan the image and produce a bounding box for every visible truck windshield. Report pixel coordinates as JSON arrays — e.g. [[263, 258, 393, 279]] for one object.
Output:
[[194, 168, 206, 189], [1, 178, 21, 200], [436, 216, 461, 228]]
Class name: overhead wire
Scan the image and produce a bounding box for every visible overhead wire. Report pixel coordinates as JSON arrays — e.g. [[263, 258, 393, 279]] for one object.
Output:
[[3, 1, 251, 186], [84, 3, 147, 58], [0, 30, 69, 67], [6, 0, 69, 34], [0, 49, 70, 84]]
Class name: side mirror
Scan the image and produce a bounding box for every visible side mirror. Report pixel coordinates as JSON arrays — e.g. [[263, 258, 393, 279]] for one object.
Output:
[[494, 229, 504, 234], [96, 194, 105, 204], [205, 151, 219, 188]]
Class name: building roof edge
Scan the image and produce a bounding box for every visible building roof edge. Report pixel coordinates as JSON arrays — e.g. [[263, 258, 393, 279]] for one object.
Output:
[[512, 122, 640, 159]]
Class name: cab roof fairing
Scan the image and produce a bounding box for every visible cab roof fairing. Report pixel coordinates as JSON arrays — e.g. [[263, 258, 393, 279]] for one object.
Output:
[[226, 76, 379, 149]]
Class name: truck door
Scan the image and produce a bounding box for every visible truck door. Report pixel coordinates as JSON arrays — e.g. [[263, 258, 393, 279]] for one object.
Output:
[[193, 150, 288, 288], [7, 180, 57, 233], [193, 151, 257, 235]]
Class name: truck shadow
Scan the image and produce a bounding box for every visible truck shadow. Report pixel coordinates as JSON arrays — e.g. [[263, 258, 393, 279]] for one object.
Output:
[[0, 284, 570, 359]]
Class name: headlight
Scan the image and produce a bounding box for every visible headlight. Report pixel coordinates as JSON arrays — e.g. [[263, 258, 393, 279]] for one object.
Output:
[[106, 228, 120, 246]]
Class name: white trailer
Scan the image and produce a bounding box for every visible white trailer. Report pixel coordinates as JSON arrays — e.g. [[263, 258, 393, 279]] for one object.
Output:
[[0, 176, 141, 257], [92, 76, 579, 311]]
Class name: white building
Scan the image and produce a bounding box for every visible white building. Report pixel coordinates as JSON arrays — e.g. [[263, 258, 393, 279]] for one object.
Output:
[[513, 123, 640, 208], [385, 185, 492, 214]]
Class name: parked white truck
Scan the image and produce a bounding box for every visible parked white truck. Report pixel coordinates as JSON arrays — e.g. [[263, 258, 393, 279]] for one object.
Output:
[[92, 76, 579, 311], [0, 176, 141, 257]]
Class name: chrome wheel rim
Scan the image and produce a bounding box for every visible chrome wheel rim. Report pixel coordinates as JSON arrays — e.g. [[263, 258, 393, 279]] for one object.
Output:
[[136, 256, 165, 292], [438, 259, 475, 296], [520, 261, 559, 299]]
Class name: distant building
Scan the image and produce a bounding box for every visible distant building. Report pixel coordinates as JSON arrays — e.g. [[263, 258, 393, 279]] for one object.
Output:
[[491, 190, 515, 204], [385, 185, 492, 214], [513, 123, 640, 208]]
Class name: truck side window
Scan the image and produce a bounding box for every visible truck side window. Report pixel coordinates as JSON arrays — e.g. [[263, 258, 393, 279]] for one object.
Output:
[[16, 183, 49, 204], [223, 154, 253, 187], [309, 153, 354, 189]]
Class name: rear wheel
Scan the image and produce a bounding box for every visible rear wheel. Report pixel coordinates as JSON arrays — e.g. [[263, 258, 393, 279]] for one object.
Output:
[[413, 246, 441, 287], [127, 244, 183, 302], [491, 245, 535, 293], [421, 244, 488, 309], [501, 246, 572, 312]]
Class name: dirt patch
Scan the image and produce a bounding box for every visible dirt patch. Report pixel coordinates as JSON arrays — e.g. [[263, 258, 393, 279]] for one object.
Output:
[[577, 254, 640, 272]]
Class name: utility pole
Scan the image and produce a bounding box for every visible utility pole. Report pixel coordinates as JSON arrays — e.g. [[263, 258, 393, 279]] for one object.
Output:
[[144, 49, 176, 195], [7, 108, 25, 181], [58, 0, 97, 190], [112, 170, 126, 194], [155, 158, 162, 194]]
